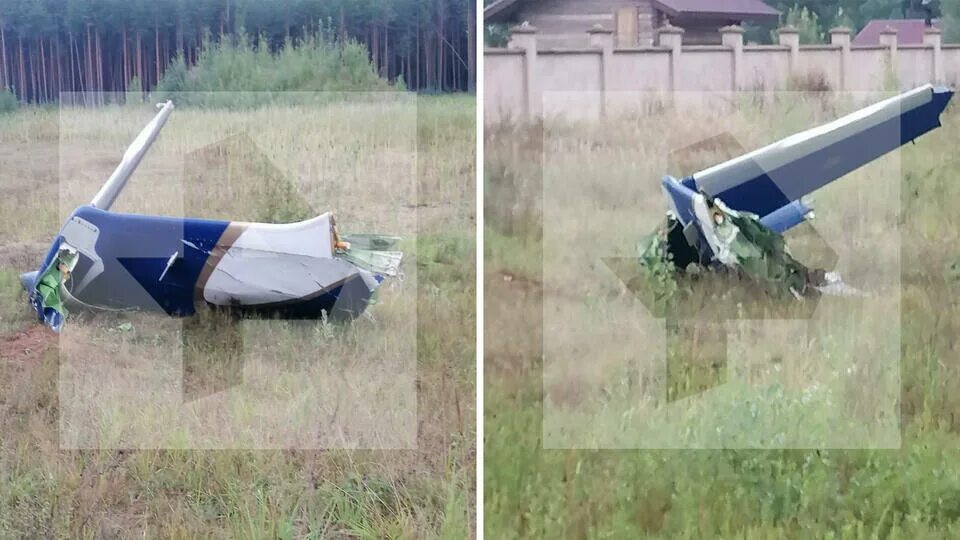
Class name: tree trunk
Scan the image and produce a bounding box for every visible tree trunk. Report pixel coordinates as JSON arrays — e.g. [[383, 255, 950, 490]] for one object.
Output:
[[438, 4, 445, 91], [28, 46, 34, 102], [73, 36, 80, 94], [95, 27, 103, 102], [0, 24, 7, 89], [122, 24, 128, 88], [162, 31, 168, 77], [39, 38, 47, 102], [85, 24, 93, 101], [425, 29, 435, 90], [29, 45, 36, 102], [155, 16, 161, 87], [18, 36, 25, 101], [371, 24, 378, 72], [381, 24, 390, 79], [55, 37, 63, 98], [70, 33, 81, 95], [177, 16, 186, 61], [467, 0, 475, 92]]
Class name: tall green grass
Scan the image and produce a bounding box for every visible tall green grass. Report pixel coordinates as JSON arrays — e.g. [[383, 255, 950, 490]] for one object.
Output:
[[485, 96, 960, 537], [0, 94, 475, 538], [0, 87, 17, 114]]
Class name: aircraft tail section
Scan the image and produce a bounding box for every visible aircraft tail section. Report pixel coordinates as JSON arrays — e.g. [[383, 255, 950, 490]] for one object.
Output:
[[693, 85, 954, 218]]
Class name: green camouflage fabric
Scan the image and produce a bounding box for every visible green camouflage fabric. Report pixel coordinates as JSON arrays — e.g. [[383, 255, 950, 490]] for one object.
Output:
[[34, 247, 78, 327], [640, 210, 819, 298], [722, 211, 812, 297], [36, 264, 66, 315], [638, 230, 668, 268]]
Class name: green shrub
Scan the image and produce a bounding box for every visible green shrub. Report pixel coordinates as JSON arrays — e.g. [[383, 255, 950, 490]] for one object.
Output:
[[0, 87, 17, 114], [485, 23, 510, 48], [125, 76, 144, 104], [153, 31, 393, 107], [944, 0, 960, 44], [773, 5, 824, 45]]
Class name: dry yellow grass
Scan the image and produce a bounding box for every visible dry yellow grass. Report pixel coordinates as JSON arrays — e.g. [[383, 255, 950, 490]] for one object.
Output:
[[485, 91, 960, 536], [535, 93, 901, 448], [0, 94, 475, 538]]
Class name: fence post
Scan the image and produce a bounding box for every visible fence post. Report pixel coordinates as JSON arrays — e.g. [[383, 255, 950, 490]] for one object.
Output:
[[778, 25, 799, 82], [879, 26, 898, 85], [720, 25, 745, 91], [924, 26, 943, 84], [588, 24, 615, 117], [829, 27, 851, 92], [658, 23, 684, 93], [509, 24, 538, 119]]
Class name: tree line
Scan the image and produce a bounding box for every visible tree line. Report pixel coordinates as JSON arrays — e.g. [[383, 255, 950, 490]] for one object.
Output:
[[0, 0, 476, 103], [750, 1, 960, 44], [767, 0, 942, 31]]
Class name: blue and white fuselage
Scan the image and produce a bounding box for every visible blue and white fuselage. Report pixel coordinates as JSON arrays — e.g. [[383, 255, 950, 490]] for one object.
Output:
[[23, 207, 387, 319], [22, 101, 401, 325]]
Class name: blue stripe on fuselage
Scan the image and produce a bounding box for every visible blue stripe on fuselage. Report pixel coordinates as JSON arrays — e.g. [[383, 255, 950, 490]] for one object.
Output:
[[58, 205, 229, 315], [696, 87, 953, 218]]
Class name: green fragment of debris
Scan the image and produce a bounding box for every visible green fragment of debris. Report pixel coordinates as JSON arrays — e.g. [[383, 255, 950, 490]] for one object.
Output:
[[723, 212, 811, 297], [338, 233, 403, 277], [36, 265, 65, 315], [35, 248, 77, 325], [639, 209, 821, 299], [636, 228, 679, 309], [341, 233, 402, 251]]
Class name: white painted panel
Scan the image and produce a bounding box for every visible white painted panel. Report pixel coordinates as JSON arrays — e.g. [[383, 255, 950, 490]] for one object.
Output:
[[203, 213, 367, 305]]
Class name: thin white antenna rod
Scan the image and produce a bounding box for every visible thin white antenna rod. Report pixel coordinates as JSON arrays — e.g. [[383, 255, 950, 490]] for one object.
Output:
[[90, 100, 175, 210]]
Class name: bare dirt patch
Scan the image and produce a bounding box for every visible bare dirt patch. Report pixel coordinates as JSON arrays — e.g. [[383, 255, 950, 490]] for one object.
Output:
[[0, 323, 55, 363]]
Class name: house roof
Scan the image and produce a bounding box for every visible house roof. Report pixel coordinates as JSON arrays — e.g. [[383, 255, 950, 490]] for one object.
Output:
[[853, 19, 940, 46], [485, 0, 780, 23], [652, 0, 779, 21]]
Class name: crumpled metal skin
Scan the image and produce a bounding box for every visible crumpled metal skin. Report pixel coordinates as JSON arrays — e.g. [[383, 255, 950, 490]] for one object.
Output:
[[720, 209, 817, 297], [640, 206, 824, 299]]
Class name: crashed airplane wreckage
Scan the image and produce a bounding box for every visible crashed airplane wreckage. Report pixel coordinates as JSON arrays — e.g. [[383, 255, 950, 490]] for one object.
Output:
[[642, 84, 953, 298], [22, 101, 403, 332]]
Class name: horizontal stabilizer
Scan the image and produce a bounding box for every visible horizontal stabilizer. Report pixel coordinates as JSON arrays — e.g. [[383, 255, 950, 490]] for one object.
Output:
[[759, 199, 813, 234]]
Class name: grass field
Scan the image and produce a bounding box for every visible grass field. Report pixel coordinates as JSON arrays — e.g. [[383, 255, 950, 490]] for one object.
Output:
[[0, 94, 475, 538], [485, 92, 960, 537]]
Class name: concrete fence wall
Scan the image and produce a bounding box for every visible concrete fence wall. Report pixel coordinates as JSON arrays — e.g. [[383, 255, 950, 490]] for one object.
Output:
[[485, 24, 960, 123]]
